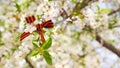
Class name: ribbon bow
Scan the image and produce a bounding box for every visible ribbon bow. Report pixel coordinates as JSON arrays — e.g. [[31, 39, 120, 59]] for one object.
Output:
[[20, 15, 54, 44]]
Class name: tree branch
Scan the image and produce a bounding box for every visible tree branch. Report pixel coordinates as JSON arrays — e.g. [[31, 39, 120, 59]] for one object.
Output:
[[108, 7, 120, 16], [59, 0, 120, 57], [25, 50, 34, 68], [82, 24, 120, 57], [96, 34, 120, 57], [59, 0, 98, 20]]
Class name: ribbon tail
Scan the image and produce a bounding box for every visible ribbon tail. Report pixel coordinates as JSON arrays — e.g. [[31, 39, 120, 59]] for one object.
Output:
[[38, 24, 45, 44], [42, 20, 54, 28], [20, 32, 31, 41]]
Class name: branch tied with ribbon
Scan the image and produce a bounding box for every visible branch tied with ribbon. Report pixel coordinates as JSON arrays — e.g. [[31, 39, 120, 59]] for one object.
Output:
[[20, 15, 54, 44]]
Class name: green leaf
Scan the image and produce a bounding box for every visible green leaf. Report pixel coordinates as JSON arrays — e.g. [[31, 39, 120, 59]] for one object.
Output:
[[4, 54, 10, 59], [48, 0, 52, 1], [71, 0, 77, 4], [82, 44, 87, 51], [0, 42, 4, 46], [101, 8, 112, 13], [0, 21, 4, 26], [32, 42, 39, 50], [30, 0, 34, 2], [19, 0, 29, 9], [30, 51, 39, 57], [43, 51, 52, 65], [19, 0, 28, 7], [42, 37, 52, 50], [36, 15, 41, 20], [108, 23, 113, 29], [15, 3, 21, 12], [33, 31, 38, 36]]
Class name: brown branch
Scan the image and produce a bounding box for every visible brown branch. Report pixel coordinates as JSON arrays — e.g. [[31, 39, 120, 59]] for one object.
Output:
[[25, 51, 34, 68], [60, 8, 69, 19], [96, 34, 120, 57], [82, 25, 120, 57], [113, 25, 120, 28], [59, 0, 120, 57], [59, 0, 98, 20], [108, 7, 120, 16]]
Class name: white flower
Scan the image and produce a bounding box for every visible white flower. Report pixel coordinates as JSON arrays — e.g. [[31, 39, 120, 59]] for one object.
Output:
[[18, 15, 26, 32], [24, 24, 36, 33], [34, 20, 42, 25], [58, 16, 63, 21], [66, 17, 72, 22], [0, 26, 4, 32], [52, 17, 57, 23]]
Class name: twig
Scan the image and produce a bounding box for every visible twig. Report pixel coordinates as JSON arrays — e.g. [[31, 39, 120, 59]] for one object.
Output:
[[108, 7, 120, 16], [60, 8, 69, 20], [59, 0, 98, 21], [25, 50, 34, 68], [59, 0, 120, 58], [82, 24, 120, 57]]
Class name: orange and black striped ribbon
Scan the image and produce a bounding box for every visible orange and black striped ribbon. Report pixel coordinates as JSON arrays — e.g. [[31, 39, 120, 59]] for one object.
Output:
[[36, 24, 45, 44], [42, 20, 54, 28], [20, 17, 54, 43], [25, 15, 36, 24], [20, 32, 30, 41]]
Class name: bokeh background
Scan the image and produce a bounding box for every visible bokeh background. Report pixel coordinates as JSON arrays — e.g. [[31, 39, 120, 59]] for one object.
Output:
[[0, 0, 120, 68]]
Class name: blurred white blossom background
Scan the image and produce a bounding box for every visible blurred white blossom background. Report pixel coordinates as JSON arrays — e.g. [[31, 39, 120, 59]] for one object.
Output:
[[0, 0, 120, 68]]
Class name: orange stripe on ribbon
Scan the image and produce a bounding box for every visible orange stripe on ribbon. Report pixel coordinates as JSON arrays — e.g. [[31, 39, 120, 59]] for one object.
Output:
[[42, 20, 54, 28], [20, 32, 30, 41], [25, 15, 36, 24]]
